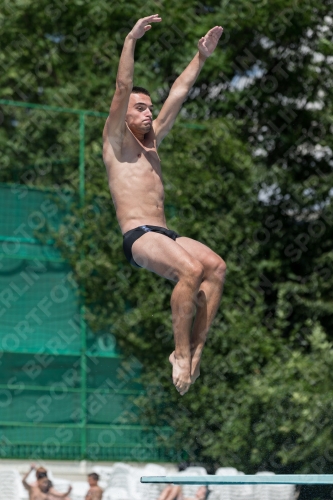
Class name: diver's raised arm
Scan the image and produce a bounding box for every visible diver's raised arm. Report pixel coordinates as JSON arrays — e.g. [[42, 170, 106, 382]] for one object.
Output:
[[105, 15, 162, 143], [154, 26, 223, 145]]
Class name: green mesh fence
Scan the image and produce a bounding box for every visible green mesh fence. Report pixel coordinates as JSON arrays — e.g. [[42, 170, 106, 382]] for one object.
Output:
[[0, 183, 172, 461]]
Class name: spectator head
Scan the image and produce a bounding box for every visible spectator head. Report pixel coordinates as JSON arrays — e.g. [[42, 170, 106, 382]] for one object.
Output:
[[196, 486, 210, 500], [36, 467, 48, 480], [177, 462, 189, 472], [88, 472, 99, 486], [37, 477, 52, 493]]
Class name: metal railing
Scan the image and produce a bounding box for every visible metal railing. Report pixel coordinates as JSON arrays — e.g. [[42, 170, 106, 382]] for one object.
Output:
[[0, 98, 206, 206]]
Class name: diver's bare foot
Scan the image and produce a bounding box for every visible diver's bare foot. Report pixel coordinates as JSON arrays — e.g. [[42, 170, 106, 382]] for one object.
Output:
[[169, 352, 191, 395], [190, 354, 201, 383]]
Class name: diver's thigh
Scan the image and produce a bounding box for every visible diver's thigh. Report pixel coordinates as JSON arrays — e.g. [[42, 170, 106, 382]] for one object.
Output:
[[131, 232, 199, 281], [176, 236, 225, 278]]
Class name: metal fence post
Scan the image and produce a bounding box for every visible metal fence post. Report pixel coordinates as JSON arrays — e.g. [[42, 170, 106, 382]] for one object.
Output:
[[79, 112, 85, 206], [79, 111, 87, 458], [80, 303, 87, 459]]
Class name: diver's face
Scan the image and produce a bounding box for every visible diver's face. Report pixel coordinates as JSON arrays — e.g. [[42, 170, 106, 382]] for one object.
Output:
[[126, 93, 153, 134]]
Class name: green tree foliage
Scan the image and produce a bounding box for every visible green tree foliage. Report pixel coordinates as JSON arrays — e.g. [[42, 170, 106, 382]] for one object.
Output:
[[1, 0, 333, 479]]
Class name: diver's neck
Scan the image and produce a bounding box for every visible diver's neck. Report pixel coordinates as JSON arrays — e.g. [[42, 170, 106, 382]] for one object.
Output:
[[134, 131, 145, 142], [126, 122, 148, 143]]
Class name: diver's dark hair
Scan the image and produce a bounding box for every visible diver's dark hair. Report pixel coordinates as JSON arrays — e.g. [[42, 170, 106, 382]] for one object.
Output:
[[131, 86, 150, 97], [88, 473, 99, 481]]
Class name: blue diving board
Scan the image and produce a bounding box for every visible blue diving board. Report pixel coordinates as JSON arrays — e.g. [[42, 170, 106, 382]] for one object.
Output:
[[140, 475, 333, 485]]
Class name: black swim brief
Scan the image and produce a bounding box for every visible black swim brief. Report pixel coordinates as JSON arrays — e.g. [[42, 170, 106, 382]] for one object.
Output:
[[123, 225, 180, 268]]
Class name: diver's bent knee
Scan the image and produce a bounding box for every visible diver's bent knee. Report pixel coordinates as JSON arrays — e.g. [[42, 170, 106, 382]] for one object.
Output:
[[180, 259, 204, 283], [205, 256, 226, 283], [216, 257, 227, 277]]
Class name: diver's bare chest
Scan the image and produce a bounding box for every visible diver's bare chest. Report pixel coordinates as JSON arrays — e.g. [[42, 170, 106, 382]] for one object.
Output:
[[120, 136, 161, 170], [104, 126, 162, 179], [121, 156, 163, 183]]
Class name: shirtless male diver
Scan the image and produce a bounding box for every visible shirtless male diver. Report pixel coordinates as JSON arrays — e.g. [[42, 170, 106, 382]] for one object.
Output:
[[103, 15, 226, 396]]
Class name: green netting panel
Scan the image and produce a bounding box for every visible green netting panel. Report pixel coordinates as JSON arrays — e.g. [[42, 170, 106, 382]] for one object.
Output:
[[0, 183, 172, 461], [86, 357, 142, 391], [0, 353, 142, 392], [0, 390, 82, 423], [0, 184, 65, 239], [86, 333, 118, 358], [0, 442, 82, 460], [0, 425, 174, 461], [0, 257, 81, 354], [86, 394, 141, 425], [0, 185, 79, 356], [86, 427, 174, 461], [0, 241, 64, 262], [0, 425, 82, 445], [0, 353, 81, 388], [0, 425, 82, 459], [86, 444, 175, 462]]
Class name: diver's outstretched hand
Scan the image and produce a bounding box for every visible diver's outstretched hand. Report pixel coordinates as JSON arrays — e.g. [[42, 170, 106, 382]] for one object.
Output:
[[198, 26, 223, 57], [129, 14, 162, 39]]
